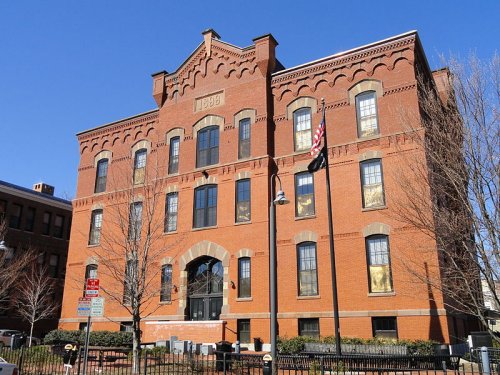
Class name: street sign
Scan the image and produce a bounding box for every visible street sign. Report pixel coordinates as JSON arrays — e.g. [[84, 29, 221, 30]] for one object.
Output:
[[90, 297, 105, 317], [85, 278, 99, 297], [77, 297, 91, 317]]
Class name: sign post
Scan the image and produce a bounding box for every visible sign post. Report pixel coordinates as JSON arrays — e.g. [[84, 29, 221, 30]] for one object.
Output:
[[80, 278, 102, 375]]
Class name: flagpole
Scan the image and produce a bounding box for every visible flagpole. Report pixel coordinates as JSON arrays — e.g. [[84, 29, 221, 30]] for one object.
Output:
[[320, 98, 342, 355]]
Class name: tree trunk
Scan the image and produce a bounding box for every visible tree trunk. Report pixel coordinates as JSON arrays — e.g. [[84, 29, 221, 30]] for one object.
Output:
[[132, 318, 140, 374], [29, 321, 34, 347]]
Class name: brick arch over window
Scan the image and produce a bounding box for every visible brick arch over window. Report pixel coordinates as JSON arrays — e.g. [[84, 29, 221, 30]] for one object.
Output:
[[362, 222, 391, 237], [85, 256, 99, 266], [234, 109, 256, 128], [348, 79, 383, 105], [358, 150, 383, 162], [177, 241, 230, 316], [94, 150, 112, 167], [193, 115, 224, 138], [235, 171, 251, 181], [286, 97, 318, 120], [131, 140, 152, 156], [294, 230, 318, 244], [166, 128, 185, 145], [236, 248, 254, 258]]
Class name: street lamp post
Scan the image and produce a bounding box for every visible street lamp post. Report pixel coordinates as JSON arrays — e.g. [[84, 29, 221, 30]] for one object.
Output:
[[269, 173, 289, 375]]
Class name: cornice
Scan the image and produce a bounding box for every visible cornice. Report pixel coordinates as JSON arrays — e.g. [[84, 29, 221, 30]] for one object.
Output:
[[78, 111, 158, 142], [272, 33, 416, 85]]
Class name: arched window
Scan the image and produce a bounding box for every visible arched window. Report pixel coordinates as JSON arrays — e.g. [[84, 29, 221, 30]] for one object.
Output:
[[95, 158, 108, 193], [196, 126, 219, 168], [238, 118, 251, 159], [295, 172, 315, 217], [366, 235, 393, 293], [297, 242, 318, 296], [168, 137, 180, 174], [356, 91, 379, 138], [133, 149, 147, 184], [238, 257, 251, 298], [193, 185, 217, 228], [160, 264, 173, 302], [360, 159, 385, 208], [89, 209, 103, 245], [293, 108, 312, 152]]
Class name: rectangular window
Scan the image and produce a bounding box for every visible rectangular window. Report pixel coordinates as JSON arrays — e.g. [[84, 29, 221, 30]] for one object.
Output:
[[49, 254, 59, 278], [42, 212, 52, 235], [237, 319, 251, 343], [372, 317, 398, 338], [299, 318, 320, 339], [294, 108, 312, 151], [25, 207, 36, 232], [361, 159, 385, 208], [160, 264, 172, 302], [128, 202, 143, 240], [133, 149, 147, 185], [356, 91, 379, 138], [238, 118, 251, 159], [196, 127, 219, 168], [297, 242, 318, 296], [168, 137, 180, 174], [193, 185, 217, 228], [54, 215, 65, 238], [235, 179, 251, 223], [295, 173, 315, 217], [123, 259, 136, 304], [238, 257, 251, 298], [120, 322, 133, 332], [95, 158, 109, 193], [89, 210, 103, 245], [164, 193, 178, 232], [366, 235, 393, 293], [9, 203, 22, 229]]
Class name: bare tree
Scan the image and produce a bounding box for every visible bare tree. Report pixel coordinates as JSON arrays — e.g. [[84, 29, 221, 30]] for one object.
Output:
[[14, 264, 59, 347], [87, 156, 178, 373], [0, 218, 34, 312], [394, 54, 499, 342]]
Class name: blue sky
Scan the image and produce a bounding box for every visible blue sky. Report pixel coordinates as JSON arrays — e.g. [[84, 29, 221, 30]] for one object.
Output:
[[0, 0, 498, 199]]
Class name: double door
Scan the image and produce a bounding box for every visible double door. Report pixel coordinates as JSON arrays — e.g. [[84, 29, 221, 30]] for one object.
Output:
[[189, 296, 222, 321]]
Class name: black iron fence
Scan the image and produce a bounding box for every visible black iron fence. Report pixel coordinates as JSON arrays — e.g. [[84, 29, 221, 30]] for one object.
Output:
[[1, 345, 498, 374]]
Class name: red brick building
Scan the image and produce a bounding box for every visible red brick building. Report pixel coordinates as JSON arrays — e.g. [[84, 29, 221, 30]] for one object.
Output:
[[0, 181, 71, 336], [59, 30, 476, 347]]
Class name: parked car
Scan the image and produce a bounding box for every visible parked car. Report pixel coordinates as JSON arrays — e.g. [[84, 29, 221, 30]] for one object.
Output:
[[0, 357, 18, 375], [0, 330, 21, 349]]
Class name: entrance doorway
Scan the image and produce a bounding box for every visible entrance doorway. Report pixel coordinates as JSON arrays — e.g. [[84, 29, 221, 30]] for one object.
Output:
[[187, 256, 223, 320]]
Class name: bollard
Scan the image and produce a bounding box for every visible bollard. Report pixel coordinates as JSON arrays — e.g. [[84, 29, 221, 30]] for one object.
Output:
[[481, 346, 491, 375]]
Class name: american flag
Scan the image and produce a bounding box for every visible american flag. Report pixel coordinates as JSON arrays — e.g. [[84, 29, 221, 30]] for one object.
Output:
[[310, 116, 325, 156]]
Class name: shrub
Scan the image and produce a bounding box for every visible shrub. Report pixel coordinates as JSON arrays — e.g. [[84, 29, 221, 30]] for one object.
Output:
[[277, 335, 438, 355], [277, 336, 316, 354], [44, 330, 132, 347]]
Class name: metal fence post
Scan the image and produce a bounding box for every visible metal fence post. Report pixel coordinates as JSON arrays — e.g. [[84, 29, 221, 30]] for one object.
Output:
[[481, 347, 491, 375], [17, 345, 24, 375], [143, 351, 148, 375], [223, 352, 227, 375]]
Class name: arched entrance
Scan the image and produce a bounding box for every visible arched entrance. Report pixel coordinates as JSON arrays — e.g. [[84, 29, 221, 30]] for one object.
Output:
[[187, 256, 223, 320]]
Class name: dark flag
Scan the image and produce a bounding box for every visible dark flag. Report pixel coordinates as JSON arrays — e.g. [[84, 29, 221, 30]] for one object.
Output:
[[307, 146, 327, 173]]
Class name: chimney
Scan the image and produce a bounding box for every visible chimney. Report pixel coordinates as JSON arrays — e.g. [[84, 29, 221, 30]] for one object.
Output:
[[33, 183, 54, 196], [252, 33, 278, 77]]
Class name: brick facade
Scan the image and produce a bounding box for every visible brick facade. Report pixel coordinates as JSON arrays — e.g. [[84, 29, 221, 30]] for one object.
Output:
[[59, 30, 476, 346], [0, 181, 71, 337]]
